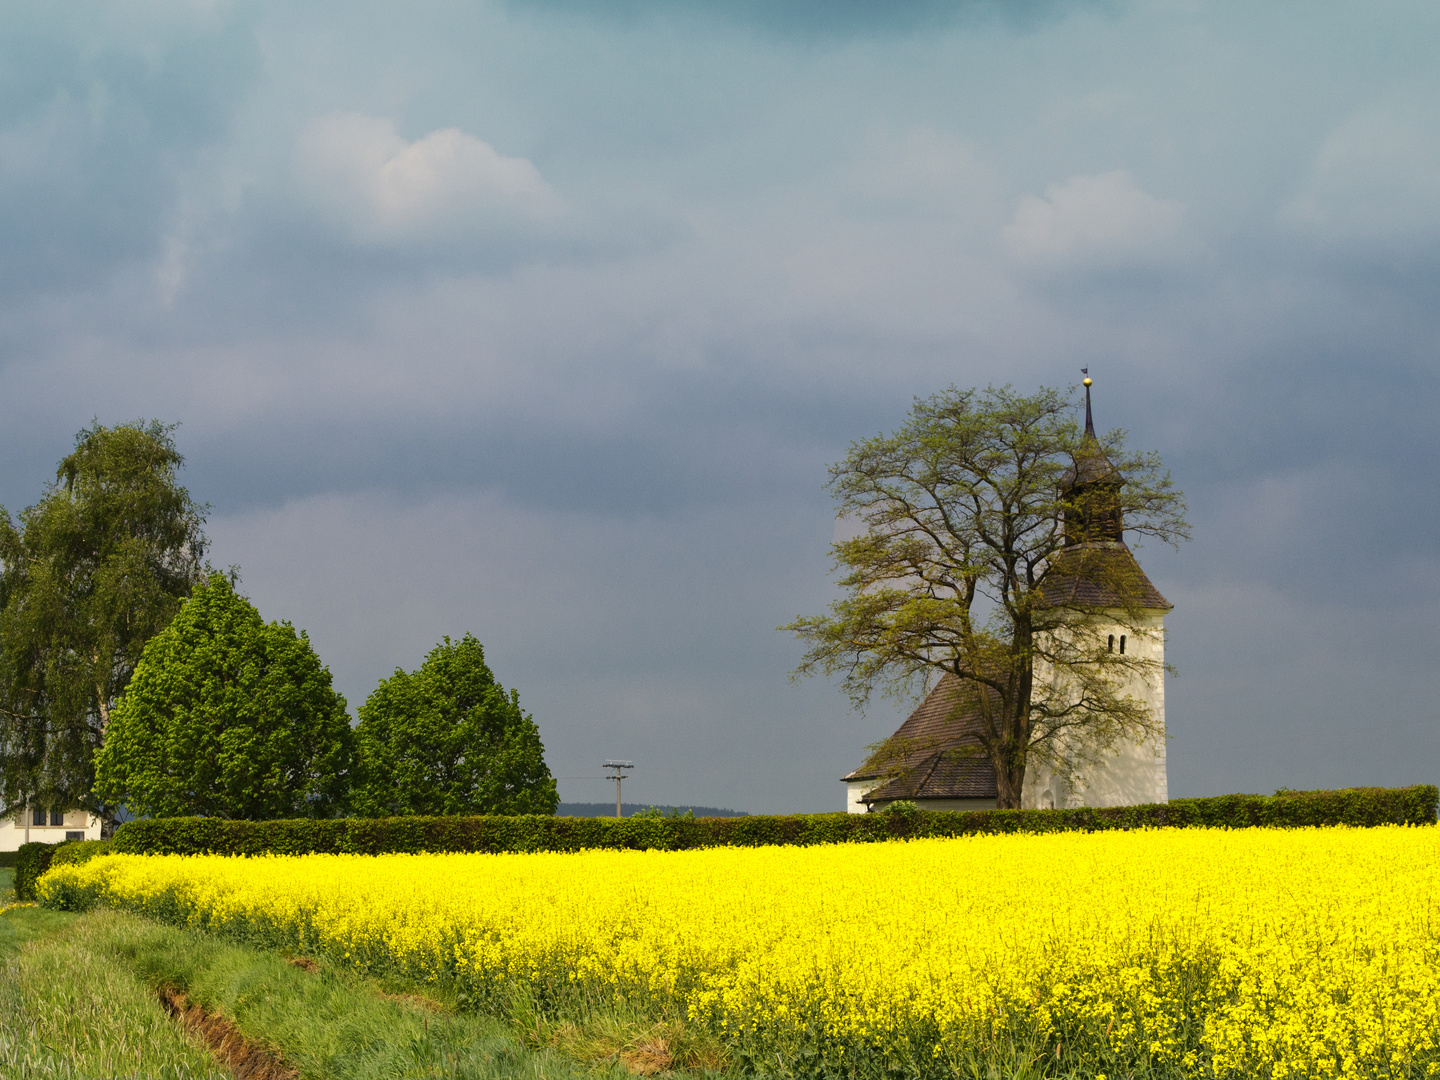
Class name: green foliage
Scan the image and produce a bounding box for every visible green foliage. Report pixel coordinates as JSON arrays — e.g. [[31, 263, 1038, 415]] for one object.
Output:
[[0, 420, 209, 826], [631, 806, 696, 819], [14, 840, 61, 901], [10, 837, 107, 901], [353, 634, 557, 817], [49, 838, 113, 868], [880, 799, 921, 821], [93, 574, 353, 820], [0, 851, 16, 869], [108, 785, 1438, 858]]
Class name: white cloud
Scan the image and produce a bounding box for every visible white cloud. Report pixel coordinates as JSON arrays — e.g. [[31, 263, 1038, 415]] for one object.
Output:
[[296, 113, 562, 243], [1004, 170, 1186, 266], [1279, 107, 1440, 243]]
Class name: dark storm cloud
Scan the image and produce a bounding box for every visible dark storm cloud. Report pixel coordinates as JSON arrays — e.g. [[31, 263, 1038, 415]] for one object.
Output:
[[0, 10, 259, 293], [181, 367, 874, 516], [0, 0, 1437, 810], [505, 0, 1103, 38]]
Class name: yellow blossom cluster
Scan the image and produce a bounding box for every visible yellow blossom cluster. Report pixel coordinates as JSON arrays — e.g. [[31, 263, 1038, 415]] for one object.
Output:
[[39, 826, 1440, 1078]]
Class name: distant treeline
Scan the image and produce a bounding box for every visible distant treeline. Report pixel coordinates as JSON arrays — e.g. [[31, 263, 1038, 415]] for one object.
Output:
[[557, 802, 749, 818]]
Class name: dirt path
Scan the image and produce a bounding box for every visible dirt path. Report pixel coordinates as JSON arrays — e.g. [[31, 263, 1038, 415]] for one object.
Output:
[[160, 988, 299, 1080]]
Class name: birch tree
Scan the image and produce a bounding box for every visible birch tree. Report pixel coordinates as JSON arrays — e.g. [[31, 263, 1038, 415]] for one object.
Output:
[[0, 421, 208, 829]]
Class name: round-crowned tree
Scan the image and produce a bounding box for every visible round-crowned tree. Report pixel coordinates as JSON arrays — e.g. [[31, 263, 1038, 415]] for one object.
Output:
[[353, 634, 557, 817], [94, 574, 353, 819]]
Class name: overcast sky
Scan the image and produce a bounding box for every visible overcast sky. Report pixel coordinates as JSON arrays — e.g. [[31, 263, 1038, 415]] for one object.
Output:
[[0, 0, 1436, 812]]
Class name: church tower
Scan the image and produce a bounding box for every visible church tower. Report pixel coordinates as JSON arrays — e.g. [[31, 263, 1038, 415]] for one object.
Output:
[[1022, 376, 1171, 810]]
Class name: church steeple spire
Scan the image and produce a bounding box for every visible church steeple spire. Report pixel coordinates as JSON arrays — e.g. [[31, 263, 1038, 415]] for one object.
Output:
[[1063, 371, 1124, 545], [1082, 370, 1096, 439]]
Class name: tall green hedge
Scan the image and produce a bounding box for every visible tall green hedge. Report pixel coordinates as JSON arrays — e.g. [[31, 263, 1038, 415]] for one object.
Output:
[[14, 841, 61, 900], [50, 839, 114, 867], [109, 785, 1438, 858]]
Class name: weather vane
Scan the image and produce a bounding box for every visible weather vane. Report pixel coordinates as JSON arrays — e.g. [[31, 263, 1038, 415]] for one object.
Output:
[[1081, 367, 1091, 387]]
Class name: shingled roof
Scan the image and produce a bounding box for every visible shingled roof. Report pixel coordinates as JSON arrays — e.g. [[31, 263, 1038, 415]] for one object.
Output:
[[1041, 542, 1171, 611], [1062, 440, 1124, 490], [842, 674, 1000, 802], [855, 750, 998, 803]]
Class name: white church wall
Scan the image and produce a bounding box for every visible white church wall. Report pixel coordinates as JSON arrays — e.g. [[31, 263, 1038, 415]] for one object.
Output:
[[1023, 609, 1168, 810]]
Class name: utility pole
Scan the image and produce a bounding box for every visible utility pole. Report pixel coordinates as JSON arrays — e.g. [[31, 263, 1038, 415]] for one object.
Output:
[[602, 760, 633, 818]]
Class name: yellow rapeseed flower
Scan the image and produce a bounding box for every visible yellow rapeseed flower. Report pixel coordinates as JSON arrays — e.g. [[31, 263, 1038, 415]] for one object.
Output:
[[39, 826, 1440, 1078]]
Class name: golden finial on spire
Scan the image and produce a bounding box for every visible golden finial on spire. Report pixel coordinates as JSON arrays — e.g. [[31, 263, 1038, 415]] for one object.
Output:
[[1081, 369, 1095, 437]]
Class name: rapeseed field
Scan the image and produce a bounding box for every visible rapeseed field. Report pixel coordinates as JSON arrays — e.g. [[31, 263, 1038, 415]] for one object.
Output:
[[40, 827, 1439, 1079]]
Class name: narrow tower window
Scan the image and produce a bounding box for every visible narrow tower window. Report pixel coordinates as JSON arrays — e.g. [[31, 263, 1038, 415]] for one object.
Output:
[[1119, 635, 1127, 654], [1107, 634, 1114, 652]]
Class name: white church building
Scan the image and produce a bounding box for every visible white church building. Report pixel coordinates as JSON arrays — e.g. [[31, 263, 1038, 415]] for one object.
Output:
[[843, 387, 1171, 813]]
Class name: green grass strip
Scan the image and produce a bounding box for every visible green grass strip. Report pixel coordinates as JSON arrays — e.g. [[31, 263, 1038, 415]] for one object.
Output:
[[3, 907, 648, 1080], [0, 907, 229, 1079], [0, 905, 77, 958]]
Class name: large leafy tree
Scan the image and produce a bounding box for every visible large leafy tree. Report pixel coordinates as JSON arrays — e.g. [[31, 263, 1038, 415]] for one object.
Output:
[[783, 384, 1189, 808], [93, 574, 354, 819], [353, 634, 558, 817], [0, 421, 208, 826]]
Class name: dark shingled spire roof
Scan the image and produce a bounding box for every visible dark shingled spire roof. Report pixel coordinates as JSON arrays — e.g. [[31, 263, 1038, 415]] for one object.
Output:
[[1063, 377, 1123, 489], [1051, 376, 1170, 608]]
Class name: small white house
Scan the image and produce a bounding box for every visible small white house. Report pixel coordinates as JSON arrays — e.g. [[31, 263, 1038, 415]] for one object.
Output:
[[0, 804, 103, 851]]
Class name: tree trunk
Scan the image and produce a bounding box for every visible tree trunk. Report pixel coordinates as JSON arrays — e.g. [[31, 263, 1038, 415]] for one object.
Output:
[[95, 674, 111, 738], [96, 685, 115, 838], [995, 620, 1036, 811], [994, 757, 1026, 810]]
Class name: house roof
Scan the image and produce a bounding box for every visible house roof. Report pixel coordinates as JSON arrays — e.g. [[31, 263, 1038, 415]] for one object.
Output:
[[1041, 542, 1171, 611], [842, 674, 1000, 802], [857, 749, 998, 803]]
